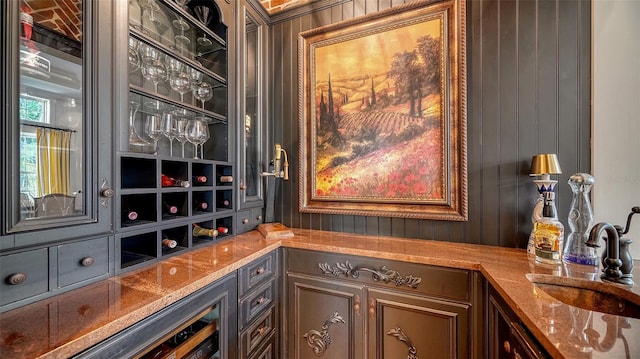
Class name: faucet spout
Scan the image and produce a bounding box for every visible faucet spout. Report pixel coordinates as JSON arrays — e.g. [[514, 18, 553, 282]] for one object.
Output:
[[587, 222, 632, 285]]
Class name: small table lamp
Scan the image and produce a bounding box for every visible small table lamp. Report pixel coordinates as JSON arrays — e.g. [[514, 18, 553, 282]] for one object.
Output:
[[527, 154, 562, 255]]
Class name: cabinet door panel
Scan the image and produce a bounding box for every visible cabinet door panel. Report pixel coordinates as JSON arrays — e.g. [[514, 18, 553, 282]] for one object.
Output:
[[287, 273, 365, 359], [368, 288, 470, 359]]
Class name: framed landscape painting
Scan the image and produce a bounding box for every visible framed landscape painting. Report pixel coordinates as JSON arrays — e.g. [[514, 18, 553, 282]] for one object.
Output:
[[298, 0, 467, 221]]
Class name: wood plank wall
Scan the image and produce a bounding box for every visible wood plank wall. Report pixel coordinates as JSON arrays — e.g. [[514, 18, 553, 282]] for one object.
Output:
[[269, 0, 591, 248]]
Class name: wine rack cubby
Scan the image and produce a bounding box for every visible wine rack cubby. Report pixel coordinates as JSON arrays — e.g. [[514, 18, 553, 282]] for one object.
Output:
[[116, 154, 234, 273]]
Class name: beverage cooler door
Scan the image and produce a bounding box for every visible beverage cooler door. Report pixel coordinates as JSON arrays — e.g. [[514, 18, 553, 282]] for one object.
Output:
[[139, 304, 222, 359]]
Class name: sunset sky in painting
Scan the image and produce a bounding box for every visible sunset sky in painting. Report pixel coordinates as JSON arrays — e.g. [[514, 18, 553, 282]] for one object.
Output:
[[314, 17, 442, 83]]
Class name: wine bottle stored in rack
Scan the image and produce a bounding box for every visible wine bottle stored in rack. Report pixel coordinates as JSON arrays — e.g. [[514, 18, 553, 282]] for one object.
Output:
[[193, 224, 218, 238], [161, 174, 190, 188]]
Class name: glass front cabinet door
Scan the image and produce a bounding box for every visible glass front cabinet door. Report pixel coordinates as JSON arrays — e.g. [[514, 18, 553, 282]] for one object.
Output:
[[1, 1, 113, 246], [237, 2, 267, 212], [0, 0, 114, 312]]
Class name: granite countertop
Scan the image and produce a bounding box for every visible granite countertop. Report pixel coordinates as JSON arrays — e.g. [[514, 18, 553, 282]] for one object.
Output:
[[1, 228, 638, 358]]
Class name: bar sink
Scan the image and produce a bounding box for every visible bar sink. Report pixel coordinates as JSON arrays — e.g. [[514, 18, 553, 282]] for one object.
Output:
[[526, 273, 640, 319]]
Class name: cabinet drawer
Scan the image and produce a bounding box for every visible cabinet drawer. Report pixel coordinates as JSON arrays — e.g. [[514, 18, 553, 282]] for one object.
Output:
[[57, 237, 109, 288], [287, 248, 471, 302], [248, 330, 276, 359], [240, 278, 276, 329], [236, 208, 263, 234], [240, 305, 276, 358], [239, 250, 277, 296], [0, 248, 49, 306]]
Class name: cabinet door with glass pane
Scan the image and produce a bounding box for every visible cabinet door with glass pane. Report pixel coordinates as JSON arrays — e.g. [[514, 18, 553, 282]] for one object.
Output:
[[1, 0, 114, 247], [237, 2, 267, 212]]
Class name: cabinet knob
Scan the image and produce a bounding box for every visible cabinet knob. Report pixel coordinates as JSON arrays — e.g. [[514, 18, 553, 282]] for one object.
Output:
[[80, 256, 95, 267], [100, 188, 114, 198], [7, 273, 27, 285], [242, 218, 249, 224], [239, 181, 247, 190], [256, 267, 265, 275], [99, 178, 113, 208], [255, 296, 266, 305], [256, 215, 262, 221]]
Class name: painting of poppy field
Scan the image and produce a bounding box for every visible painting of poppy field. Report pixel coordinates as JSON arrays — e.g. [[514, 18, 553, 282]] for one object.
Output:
[[299, 0, 467, 220]]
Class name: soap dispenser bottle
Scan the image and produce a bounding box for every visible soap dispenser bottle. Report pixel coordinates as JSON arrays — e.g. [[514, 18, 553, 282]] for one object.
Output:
[[533, 191, 564, 264], [563, 173, 598, 265]]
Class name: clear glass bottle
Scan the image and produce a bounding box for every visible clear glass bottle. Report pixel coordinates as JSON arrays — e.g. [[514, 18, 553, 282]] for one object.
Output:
[[534, 192, 564, 264], [562, 173, 598, 265]]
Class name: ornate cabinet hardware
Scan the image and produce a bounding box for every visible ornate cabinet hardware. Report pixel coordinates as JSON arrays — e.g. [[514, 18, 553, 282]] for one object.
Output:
[[387, 326, 418, 359], [318, 261, 422, 288], [369, 298, 376, 319], [354, 295, 361, 315], [303, 311, 345, 356], [99, 178, 113, 208]]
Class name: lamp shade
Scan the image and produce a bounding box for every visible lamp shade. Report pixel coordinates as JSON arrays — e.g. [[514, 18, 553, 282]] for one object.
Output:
[[529, 154, 562, 176]]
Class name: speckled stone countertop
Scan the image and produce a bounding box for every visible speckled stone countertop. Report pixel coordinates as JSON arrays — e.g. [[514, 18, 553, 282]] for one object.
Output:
[[1, 228, 638, 358]]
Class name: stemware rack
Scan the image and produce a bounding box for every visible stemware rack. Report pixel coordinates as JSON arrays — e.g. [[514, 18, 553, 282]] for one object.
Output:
[[118, 0, 232, 273]]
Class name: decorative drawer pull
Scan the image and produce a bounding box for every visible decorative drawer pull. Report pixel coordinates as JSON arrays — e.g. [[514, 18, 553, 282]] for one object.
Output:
[[387, 326, 418, 359], [319, 261, 422, 289], [303, 311, 345, 356], [242, 218, 249, 224], [255, 296, 266, 305], [354, 295, 361, 316], [7, 273, 27, 285], [80, 256, 95, 267], [255, 267, 265, 275], [252, 325, 267, 338]]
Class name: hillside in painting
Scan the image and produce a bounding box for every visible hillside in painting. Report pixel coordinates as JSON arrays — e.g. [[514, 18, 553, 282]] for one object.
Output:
[[312, 28, 445, 202]]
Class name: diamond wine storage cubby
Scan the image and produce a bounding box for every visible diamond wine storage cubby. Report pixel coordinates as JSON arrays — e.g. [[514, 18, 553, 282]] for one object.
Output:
[[116, 154, 234, 273]]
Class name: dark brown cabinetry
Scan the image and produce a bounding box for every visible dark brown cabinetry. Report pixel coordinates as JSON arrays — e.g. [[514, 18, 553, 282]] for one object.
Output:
[[285, 248, 480, 358], [487, 285, 549, 359]]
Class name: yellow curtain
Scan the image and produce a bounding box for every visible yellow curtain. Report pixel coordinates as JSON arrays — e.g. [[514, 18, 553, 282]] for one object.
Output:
[[37, 128, 71, 196]]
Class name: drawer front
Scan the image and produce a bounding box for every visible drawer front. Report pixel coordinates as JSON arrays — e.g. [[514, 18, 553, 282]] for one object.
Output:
[[240, 305, 276, 358], [287, 248, 471, 302], [239, 250, 277, 296], [248, 330, 276, 359], [58, 237, 110, 288], [0, 248, 49, 306], [240, 278, 276, 329], [236, 208, 264, 234]]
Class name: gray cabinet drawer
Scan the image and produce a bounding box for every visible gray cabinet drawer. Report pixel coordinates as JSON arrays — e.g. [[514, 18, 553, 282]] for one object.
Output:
[[236, 208, 263, 234], [287, 248, 472, 302], [0, 248, 49, 306], [239, 250, 277, 296], [57, 237, 109, 288], [240, 278, 275, 329], [248, 330, 276, 359], [240, 305, 276, 358]]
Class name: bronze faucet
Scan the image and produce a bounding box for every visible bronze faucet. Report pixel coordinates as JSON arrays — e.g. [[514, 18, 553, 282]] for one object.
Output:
[[586, 206, 638, 286]]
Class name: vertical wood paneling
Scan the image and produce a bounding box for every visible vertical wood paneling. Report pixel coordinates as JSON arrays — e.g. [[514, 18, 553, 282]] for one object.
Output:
[[498, 0, 519, 247], [466, 0, 484, 244], [516, 0, 539, 246], [270, 0, 590, 248], [480, 0, 501, 247]]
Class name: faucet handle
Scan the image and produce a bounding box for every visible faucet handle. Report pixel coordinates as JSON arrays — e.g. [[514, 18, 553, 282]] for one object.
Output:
[[620, 206, 640, 236]]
